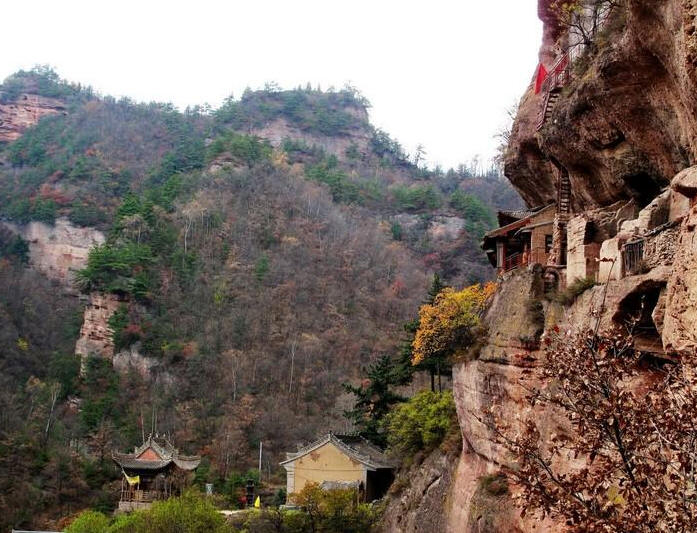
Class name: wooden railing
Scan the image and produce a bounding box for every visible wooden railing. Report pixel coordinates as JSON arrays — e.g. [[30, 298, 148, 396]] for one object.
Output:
[[501, 247, 549, 273], [536, 53, 571, 130], [120, 489, 166, 503]]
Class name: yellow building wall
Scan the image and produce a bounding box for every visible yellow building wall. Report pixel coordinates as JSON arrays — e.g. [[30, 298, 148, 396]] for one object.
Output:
[[288, 442, 367, 497]]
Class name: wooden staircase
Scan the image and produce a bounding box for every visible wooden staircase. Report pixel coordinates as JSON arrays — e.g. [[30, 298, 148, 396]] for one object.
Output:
[[536, 54, 570, 131]]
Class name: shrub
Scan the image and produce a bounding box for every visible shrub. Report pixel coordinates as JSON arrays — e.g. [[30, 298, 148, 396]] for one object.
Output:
[[65, 510, 110, 533], [555, 276, 596, 306], [391, 184, 441, 211], [207, 132, 272, 166], [385, 390, 457, 457]]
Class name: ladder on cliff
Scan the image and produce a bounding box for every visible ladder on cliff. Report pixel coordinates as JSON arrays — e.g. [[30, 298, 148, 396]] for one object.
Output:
[[558, 168, 571, 215]]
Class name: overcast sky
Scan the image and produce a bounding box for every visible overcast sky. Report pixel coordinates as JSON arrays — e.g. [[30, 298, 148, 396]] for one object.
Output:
[[1, 1, 541, 170]]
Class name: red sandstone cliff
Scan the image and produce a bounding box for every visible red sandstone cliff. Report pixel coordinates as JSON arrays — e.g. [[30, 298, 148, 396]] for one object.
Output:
[[382, 1, 697, 531], [0, 92, 66, 142]]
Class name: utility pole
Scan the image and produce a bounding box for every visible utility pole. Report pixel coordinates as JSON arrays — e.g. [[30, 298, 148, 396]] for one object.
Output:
[[258, 441, 263, 480]]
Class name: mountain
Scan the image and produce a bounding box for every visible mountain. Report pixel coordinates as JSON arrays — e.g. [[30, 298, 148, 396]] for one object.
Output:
[[0, 67, 521, 529]]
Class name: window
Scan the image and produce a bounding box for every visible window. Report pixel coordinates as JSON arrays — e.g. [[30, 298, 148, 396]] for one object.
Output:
[[545, 234, 553, 254]]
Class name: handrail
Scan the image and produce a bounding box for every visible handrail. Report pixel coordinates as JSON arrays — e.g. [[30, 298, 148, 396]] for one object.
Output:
[[501, 247, 550, 273], [536, 53, 571, 130]]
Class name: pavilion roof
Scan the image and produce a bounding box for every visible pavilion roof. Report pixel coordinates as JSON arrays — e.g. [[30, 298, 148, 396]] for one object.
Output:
[[112, 435, 201, 472]]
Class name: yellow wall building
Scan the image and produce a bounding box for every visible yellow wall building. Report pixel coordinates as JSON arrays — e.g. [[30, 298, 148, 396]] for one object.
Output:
[[280, 434, 395, 502]]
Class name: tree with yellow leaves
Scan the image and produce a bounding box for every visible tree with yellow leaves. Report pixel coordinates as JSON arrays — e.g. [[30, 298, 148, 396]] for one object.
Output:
[[412, 283, 496, 388]]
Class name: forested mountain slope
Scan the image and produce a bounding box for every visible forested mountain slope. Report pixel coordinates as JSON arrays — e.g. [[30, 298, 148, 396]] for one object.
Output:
[[0, 68, 521, 530]]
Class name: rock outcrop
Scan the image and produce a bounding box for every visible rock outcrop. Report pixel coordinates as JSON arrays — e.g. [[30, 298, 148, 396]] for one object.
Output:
[[506, 0, 697, 211], [250, 115, 372, 162], [0, 93, 67, 142], [74, 292, 121, 361], [380, 445, 461, 533], [384, 2, 697, 531], [2, 217, 105, 291]]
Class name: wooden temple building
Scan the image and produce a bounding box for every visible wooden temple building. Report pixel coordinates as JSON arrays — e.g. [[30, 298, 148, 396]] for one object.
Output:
[[112, 435, 201, 512], [482, 204, 556, 274]]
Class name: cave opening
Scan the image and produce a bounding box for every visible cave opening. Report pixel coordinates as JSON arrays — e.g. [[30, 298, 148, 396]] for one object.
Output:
[[623, 172, 666, 208], [614, 281, 665, 355]]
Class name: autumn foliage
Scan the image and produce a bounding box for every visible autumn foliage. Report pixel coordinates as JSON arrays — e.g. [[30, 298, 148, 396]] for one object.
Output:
[[411, 283, 496, 366], [486, 328, 697, 532]]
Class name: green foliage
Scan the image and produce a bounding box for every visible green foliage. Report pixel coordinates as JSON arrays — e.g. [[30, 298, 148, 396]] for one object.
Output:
[[285, 483, 381, 533], [0, 232, 29, 263], [0, 65, 93, 104], [80, 357, 121, 432], [75, 242, 153, 296], [48, 352, 81, 399], [254, 254, 270, 283], [390, 221, 403, 241], [343, 356, 407, 447], [306, 159, 362, 204], [65, 510, 111, 533], [3, 197, 57, 224], [385, 390, 457, 457], [69, 202, 108, 227], [108, 304, 140, 351], [449, 190, 496, 237], [67, 491, 227, 533], [390, 184, 441, 211], [555, 276, 597, 305], [207, 132, 272, 166], [370, 128, 407, 164], [215, 87, 368, 137]]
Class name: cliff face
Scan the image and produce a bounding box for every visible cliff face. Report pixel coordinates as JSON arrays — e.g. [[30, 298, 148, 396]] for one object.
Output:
[[33, 218, 104, 286], [506, 0, 697, 211], [384, 1, 697, 531], [2, 217, 105, 291], [0, 93, 67, 142]]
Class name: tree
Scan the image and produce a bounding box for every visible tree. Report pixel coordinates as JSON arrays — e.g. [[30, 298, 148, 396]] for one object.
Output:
[[484, 328, 697, 532], [385, 390, 457, 457], [550, 0, 623, 51], [411, 283, 496, 388], [413, 144, 427, 168], [343, 356, 406, 447]]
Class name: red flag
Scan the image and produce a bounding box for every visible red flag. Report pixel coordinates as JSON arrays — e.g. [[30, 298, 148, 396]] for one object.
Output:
[[534, 63, 548, 94]]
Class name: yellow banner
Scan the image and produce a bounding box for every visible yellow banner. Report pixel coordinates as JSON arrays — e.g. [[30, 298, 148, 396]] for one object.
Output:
[[124, 473, 140, 486]]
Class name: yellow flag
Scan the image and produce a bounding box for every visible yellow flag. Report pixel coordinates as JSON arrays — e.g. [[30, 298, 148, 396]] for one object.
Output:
[[254, 496, 261, 508], [124, 472, 140, 486]]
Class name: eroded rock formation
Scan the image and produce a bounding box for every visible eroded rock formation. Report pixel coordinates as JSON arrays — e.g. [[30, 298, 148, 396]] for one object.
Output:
[[383, 1, 697, 531], [2, 217, 105, 291], [0, 93, 67, 142], [74, 292, 121, 362], [506, 0, 697, 211]]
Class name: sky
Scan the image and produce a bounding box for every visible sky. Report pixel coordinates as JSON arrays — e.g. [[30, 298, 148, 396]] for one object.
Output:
[[1, 1, 542, 170]]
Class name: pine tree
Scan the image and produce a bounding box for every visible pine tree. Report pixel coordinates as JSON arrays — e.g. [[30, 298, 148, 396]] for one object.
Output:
[[343, 356, 405, 447]]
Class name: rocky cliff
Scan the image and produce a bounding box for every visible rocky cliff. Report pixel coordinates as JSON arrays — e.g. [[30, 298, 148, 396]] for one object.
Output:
[[2, 217, 105, 290], [506, 0, 697, 211], [0, 92, 67, 143], [382, 1, 697, 531]]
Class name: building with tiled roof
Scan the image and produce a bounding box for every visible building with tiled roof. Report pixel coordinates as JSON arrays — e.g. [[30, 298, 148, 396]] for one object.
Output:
[[280, 433, 396, 503], [112, 435, 200, 512]]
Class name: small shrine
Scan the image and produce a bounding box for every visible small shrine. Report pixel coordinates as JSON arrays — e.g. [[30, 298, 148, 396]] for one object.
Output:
[[112, 434, 201, 512]]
